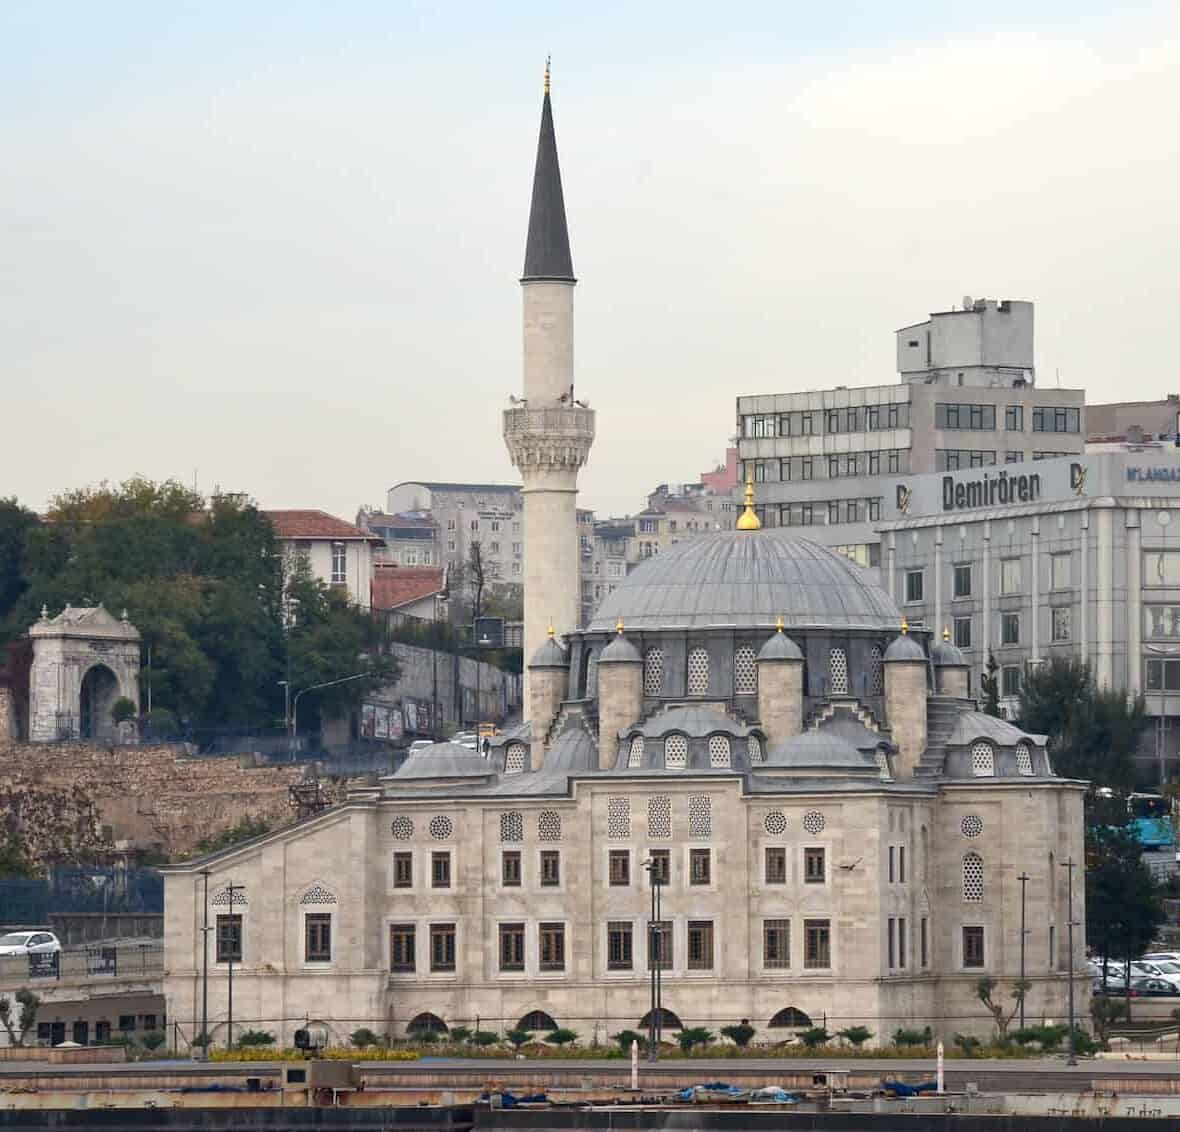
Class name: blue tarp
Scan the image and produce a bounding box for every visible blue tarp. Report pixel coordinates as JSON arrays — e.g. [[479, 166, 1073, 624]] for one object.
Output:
[[882, 1080, 937, 1097]]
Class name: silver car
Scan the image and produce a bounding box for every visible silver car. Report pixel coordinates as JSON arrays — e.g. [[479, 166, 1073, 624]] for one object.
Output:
[[0, 931, 62, 957]]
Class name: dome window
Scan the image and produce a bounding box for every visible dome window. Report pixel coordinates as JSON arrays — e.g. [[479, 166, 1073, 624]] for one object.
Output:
[[869, 645, 884, 695], [664, 734, 688, 770], [829, 648, 849, 695], [708, 734, 731, 769], [687, 648, 710, 696], [748, 734, 764, 765], [643, 649, 665, 696], [628, 735, 645, 768], [963, 851, 984, 902], [970, 741, 995, 777], [1015, 742, 1033, 776], [505, 743, 527, 775], [734, 646, 757, 694]]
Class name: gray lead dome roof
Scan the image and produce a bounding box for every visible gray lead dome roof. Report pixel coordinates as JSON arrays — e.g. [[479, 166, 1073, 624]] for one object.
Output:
[[587, 530, 903, 632]]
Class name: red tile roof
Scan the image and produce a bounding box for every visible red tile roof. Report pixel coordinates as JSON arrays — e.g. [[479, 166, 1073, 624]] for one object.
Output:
[[263, 510, 382, 541], [372, 565, 445, 611]]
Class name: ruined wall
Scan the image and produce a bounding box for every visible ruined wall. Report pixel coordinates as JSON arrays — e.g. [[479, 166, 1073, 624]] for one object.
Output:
[[0, 742, 326, 863]]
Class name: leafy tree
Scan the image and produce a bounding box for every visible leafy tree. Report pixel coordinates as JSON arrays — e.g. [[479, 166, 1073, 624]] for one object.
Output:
[[547, 1027, 578, 1046], [111, 697, 137, 725], [798, 1026, 831, 1049], [236, 1029, 276, 1047], [892, 1026, 932, 1047], [0, 990, 40, 1046], [470, 1031, 498, 1046], [980, 652, 1001, 717], [1013, 1023, 1069, 1052], [0, 499, 37, 621], [447, 1026, 472, 1044], [677, 1027, 713, 1053], [613, 1029, 647, 1052], [505, 1028, 530, 1049], [0, 828, 36, 878], [350, 1027, 381, 1049], [409, 1028, 439, 1044], [838, 1025, 872, 1048], [140, 1030, 167, 1052], [953, 1033, 981, 1057], [721, 1021, 756, 1047], [1089, 997, 1126, 1049], [976, 977, 1030, 1042]]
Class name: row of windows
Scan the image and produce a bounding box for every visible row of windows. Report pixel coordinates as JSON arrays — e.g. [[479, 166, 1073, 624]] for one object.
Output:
[[641, 647, 759, 697], [933, 404, 1080, 434], [742, 404, 911, 439], [946, 609, 1072, 651], [904, 553, 1073, 605], [936, 449, 996, 471], [935, 403, 997, 431], [747, 450, 908, 484]]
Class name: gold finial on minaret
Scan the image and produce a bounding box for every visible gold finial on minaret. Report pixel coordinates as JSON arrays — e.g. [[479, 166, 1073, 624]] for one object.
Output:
[[547, 621, 555, 638], [776, 615, 784, 633], [616, 616, 625, 636], [736, 473, 762, 531], [901, 617, 910, 635], [943, 625, 951, 642], [544, 55, 551, 94]]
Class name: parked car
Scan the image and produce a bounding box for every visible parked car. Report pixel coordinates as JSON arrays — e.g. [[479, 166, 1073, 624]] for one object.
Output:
[[0, 931, 61, 957], [1128, 977, 1180, 997], [1143, 952, 1180, 963]]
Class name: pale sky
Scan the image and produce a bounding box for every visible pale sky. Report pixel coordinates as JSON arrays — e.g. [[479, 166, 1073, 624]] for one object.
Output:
[[4, 1, 1179, 520]]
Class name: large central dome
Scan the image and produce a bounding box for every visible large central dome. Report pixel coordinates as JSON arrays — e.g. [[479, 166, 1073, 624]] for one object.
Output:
[[586, 530, 902, 632]]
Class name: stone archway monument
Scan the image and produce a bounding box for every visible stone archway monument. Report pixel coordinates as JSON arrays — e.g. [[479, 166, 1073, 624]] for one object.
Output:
[[28, 605, 141, 743]]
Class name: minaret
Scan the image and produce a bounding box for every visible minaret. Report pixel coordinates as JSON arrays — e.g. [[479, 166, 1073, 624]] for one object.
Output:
[[504, 62, 595, 710]]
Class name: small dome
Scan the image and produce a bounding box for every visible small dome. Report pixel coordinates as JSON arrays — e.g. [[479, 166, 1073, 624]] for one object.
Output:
[[599, 633, 641, 663], [765, 731, 876, 769], [884, 634, 925, 663], [757, 629, 804, 662], [931, 639, 966, 666], [529, 635, 568, 668]]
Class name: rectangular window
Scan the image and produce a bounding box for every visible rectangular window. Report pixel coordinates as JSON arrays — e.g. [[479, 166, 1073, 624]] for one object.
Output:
[[430, 923, 456, 972], [963, 925, 985, 968], [689, 848, 711, 885], [648, 849, 670, 886], [953, 616, 972, 650], [804, 919, 831, 969], [331, 542, 346, 585], [888, 845, 895, 883], [920, 917, 929, 968], [540, 850, 561, 887], [1005, 405, 1024, 431], [390, 923, 416, 972], [607, 921, 633, 970], [898, 845, 906, 884], [431, 851, 451, 888], [1051, 607, 1071, 642], [687, 920, 714, 971], [499, 922, 525, 972], [898, 916, 907, 969], [804, 847, 825, 884], [953, 564, 972, 599], [887, 917, 896, 968], [649, 920, 672, 970], [868, 450, 881, 475], [609, 850, 630, 886], [1146, 551, 1180, 587], [764, 919, 790, 969], [1006, 450, 1024, 463], [1000, 557, 1022, 594], [1002, 612, 1021, 646], [393, 852, 413, 889], [1145, 606, 1180, 639], [502, 850, 521, 887], [905, 569, 924, 604], [1051, 552, 1071, 591], [1049, 924, 1056, 969], [304, 913, 331, 962], [765, 846, 787, 884], [539, 922, 565, 971], [1002, 664, 1022, 696], [215, 914, 242, 963]]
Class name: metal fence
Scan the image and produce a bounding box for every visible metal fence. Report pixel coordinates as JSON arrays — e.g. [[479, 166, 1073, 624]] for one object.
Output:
[[0, 942, 162, 985]]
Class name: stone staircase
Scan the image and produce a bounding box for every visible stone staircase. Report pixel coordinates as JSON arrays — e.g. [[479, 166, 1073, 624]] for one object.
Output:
[[912, 696, 972, 778], [546, 698, 599, 755], [804, 697, 883, 734]]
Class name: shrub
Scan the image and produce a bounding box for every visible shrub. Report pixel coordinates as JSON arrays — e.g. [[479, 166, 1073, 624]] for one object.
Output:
[[1070, 1027, 1098, 1056], [721, 1021, 756, 1048], [470, 1031, 499, 1046], [191, 1030, 212, 1050], [893, 1026, 932, 1047], [144, 708, 180, 739], [111, 697, 137, 725], [799, 1027, 831, 1049], [547, 1028, 578, 1046], [140, 1030, 167, 1052], [953, 1033, 981, 1057], [677, 1027, 714, 1053], [838, 1026, 872, 1048], [409, 1028, 439, 1045], [448, 1026, 472, 1044], [1013, 1024, 1068, 1051], [505, 1029, 530, 1049], [613, 1029, 647, 1052], [236, 1030, 276, 1047], [350, 1028, 381, 1049]]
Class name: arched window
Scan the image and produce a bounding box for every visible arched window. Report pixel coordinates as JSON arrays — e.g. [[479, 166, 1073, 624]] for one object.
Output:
[[708, 734, 731, 769], [687, 648, 710, 696], [869, 645, 884, 695], [518, 1010, 557, 1033], [747, 734, 764, 764], [638, 1007, 682, 1031], [768, 1007, 812, 1028], [970, 741, 995, 777], [1015, 742, 1033, 776], [963, 852, 984, 902], [644, 649, 665, 696], [406, 1012, 448, 1036], [664, 734, 688, 770], [734, 646, 757, 694], [628, 735, 645, 768], [829, 648, 849, 695], [505, 743, 526, 775]]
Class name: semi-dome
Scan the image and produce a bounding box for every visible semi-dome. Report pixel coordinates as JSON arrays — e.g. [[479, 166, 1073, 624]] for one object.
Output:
[[586, 530, 902, 632]]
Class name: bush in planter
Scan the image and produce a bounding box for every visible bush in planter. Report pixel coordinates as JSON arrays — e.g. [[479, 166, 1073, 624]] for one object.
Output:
[[721, 1021, 756, 1048], [837, 1026, 872, 1048], [140, 1030, 167, 1052], [677, 1027, 713, 1053], [111, 697, 137, 725], [236, 1030, 276, 1047], [798, 1027, 831, 1050], [470, 1031, 499, 1047], [448, 1026, 473, 1044], [350, 1028, 381, 1049], [953, 1033, 981, 1057], [613, 1029, 646, 1053], [409, 1028, 440, 1045], [893, 1026, 932, 1048], [547, 1028, 578, 1047], [505, 1029, 530, 1049]]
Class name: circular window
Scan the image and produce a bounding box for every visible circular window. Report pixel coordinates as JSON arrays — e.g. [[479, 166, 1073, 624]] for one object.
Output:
[[764, 810, 787, 835], [802, 810, 825, 835], [391, 816, 414, 840], [961, 814, 984, 838], [428, 815, 453, 840]]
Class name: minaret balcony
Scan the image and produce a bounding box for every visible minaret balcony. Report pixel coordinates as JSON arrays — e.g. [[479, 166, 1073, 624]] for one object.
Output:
[[503, 405, 595, 471]]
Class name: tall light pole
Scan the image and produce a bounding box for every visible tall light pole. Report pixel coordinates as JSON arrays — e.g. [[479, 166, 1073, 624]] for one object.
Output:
[[225, 882, 244, 1049], [290, 672, 373, 750], [473, 632, 491, 731], [1062, 857, 1078, 1066], [198, 868, 210, 1061], [278, 680, 290, 754], [1017, 872, 1030, 1031], [641, 857, 663, 1063]]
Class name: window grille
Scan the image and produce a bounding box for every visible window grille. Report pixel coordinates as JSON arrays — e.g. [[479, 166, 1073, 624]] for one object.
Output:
[[687, 648, 710, 696], [829, 648, 849, 695], [300, 884, 337, 905], [963, 852, 984, 902], [748, 734, 763, 764], [648, 796, 672, 839], [764, 810, 787, 835], [802, 810, 825, 835], [607, 797, 630, 839], [499, 811, 523, 843], [643, 649, 664, 696], [961, 814, 984, 838], [1015, 743, 1033, 776], [390, 816, 414, 840], [970, 741, 995, 777], [734, 646, 757, 694], [538, 811, 561, 841], [708, 734, 731, 769], [664, 734, 688, 769], [869, 645, 884, 695], [628, 735, 644, 767], [505, 743, 526, 774], [428, 815, 453, 840], [688, 795, 711, 838]]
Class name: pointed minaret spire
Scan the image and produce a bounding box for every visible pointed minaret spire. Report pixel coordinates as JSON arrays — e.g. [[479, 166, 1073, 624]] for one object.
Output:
[[522, 59, 575, 282]]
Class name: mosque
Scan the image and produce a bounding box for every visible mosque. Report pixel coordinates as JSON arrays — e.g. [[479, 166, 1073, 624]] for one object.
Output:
[[160, 72, 1086, 1046]]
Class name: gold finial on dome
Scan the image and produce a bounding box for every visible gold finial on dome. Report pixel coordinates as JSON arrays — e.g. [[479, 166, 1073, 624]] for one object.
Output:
[[616, 616, 625, 635], [736, 473, 762, 531], [901, 617, 909, 635], [943, 625, 951, 642], [776, 615, 784, 633]]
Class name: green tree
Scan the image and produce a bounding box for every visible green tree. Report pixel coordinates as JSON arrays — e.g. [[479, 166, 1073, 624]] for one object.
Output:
[[677, 1027, 713, 1053], [976, 977, 1030, 1042], [0, 990, 40, 1046], [721, 1021, 756, 1047], [892, 1026, 932, 1047], [798, 1026, 831, 1049], [194, 816, 271, 856], [447, 1026, 472, 1044], [350, 1027, 381, 1049], [505, 1028, 530, 1049], [235, 1029, 276, 1047], [837, 1025, 872, 1048], [953, 1033, 981, 1057], [0, 499, 37, 621], [980, 652, 1001, 717], [547, 1027, 578, 1046], [613, 1029, 647, 1052], [111, 697, 137, 725], [470, 1031, 498, 1046]]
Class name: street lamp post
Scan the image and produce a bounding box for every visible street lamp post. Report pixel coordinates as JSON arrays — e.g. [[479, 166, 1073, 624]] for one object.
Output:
[[289, 672, 374, 751], [1061, 856, 1078, 1066], [641, 857, 663, 1063], [1018, 871, 1030, 1031], [225, 882, 244, 1049], [198, 868, 210, 1061], [472, 632, 492, 731]]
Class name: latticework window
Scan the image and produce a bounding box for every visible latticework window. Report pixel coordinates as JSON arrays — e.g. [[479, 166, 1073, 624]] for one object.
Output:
[[963, 852, 984, 902], [648, 796, 672, 839], [500, 811, 523, 843], [688, 795, 711, 838], [708, 734, 731, 769], [628, 735, 644, 768], [607, 797, 630, 839], [1015, 743, 1033, 776], [764, 810, 787, 836], [961, 814, 984, 838], [829, 648, 849, 695], [428, 815, 453, 840], [970, 741, 995, 777], [875, 750, 891, 779], [538, 811, 561, 841], [802, 810, 825, 835], [748, 734, 763, 764], [664, 734, 688, 769], [687, 648, 710, 696], [211, 887, 247, 906], [869, 645, 884, 695], [505, 743, 526, 775], [644, 649, 665, 696], [300, 884, 337, 905], [734, 646, 757, 694], [391, 816, 414, 841]]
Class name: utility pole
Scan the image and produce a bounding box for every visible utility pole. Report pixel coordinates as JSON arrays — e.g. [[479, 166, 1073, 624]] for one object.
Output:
[[1061, 857, 1077, 1066], [642, 857, 660, 1063], [198, 868, 210, 1061], [225, 882, 244, 1050], [1017, 872, 1030, 1031]]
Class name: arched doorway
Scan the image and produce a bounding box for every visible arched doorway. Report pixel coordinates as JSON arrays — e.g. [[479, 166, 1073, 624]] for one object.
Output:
[[638, 1007, 682, 1031], [768, 1006, 812, 1029], [405, 1012, 447, 1036], [79, 665, 119, 741]]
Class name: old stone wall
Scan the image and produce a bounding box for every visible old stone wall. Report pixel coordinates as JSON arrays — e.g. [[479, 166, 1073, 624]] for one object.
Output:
[[0, 741, 318, 862]]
